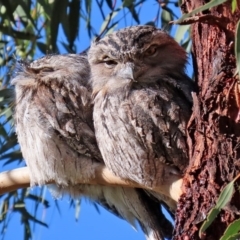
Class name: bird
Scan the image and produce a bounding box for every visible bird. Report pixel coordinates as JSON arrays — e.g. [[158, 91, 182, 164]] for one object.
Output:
[[89, 25, 193, 201], [11, 53, 174, 240]]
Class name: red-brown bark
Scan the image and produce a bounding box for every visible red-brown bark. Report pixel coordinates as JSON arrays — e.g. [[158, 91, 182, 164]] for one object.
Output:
[[174, 1, 240, 239]]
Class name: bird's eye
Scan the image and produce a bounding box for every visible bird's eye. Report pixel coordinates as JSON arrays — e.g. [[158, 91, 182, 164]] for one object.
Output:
[[42, 67, 54, 72], [32, 67, 53, 74], [144, 45, 158, 57], [104, 60, 117, 68]]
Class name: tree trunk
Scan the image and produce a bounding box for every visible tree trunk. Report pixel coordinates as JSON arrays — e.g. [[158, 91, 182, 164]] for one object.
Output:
[[174, 1, 240, 239]]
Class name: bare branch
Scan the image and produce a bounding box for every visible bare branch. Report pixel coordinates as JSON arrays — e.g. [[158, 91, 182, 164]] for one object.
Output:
[[0, 166, 183, 202], [0, 167, 32, 194]]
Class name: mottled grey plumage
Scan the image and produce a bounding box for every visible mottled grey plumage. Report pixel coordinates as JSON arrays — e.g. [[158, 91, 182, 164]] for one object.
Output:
[[89, 26, 193, 195], [12, 54, 173, 240]]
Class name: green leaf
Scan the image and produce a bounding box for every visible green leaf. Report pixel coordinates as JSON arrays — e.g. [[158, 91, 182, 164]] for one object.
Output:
[[0, 0, 16, 23], [144, 21, 155, 26], [215, 182, 235, 209], [0, 26, 38, 40], [14, 0, 36, 28], [199, 208, 221, 238], [0, 106, 13, 117], [67, 0, 80, 50], [0, 199, 9, 221], [226, 233, 240, 240], [2, 157, 23, 166], [220, 219, 240, 240], [106, 0, 113, 10], [174, 25, 190, 43], [84, 0, 92, 37], [232, 0, 237, 12], [85, 0, 92, 14], [199, 180, 235, 237], [235, 20, 240, 78], [104, 21, 119, 35], [27, 194, 50, 208], [161, 8, 173, 26], [0, 125, 8, 138], [0, 136, 18, 155], [37, 42, 47, 54], [0, 88, 14, 97], [99, 9, 120, 34], [123, 0, 140, 24], [15, 206, 48, 228], [176, 0, 228, 24], [50, 0, 68, 52], [122, 0, 133, 7], [1, 151, 23, 162], [38, 0, 52, 17], [60, 41, 73, 53], [181, 37, 192, 53]]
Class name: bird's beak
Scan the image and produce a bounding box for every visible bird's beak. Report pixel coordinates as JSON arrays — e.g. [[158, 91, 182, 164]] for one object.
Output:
[[118, 63, 136, 82]]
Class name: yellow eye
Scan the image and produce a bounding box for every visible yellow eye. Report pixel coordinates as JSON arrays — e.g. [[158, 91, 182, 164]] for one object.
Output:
[[144, 45, 157, 57]]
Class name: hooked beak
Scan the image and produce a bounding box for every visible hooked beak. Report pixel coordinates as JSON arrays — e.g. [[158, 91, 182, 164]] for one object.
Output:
[[117, 63, 136, 82]]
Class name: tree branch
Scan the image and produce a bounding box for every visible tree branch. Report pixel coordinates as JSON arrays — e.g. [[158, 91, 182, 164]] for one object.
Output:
[[0, 167, 31, 193], [0, 166, 183, 201]]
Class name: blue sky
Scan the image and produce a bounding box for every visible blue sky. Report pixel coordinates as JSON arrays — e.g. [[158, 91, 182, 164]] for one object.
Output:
[[0, 1, 189, 239], [3, 190, 147, 240]]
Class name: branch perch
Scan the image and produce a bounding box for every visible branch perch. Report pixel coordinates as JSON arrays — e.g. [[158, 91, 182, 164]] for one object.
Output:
[[0, 166, 183, 202]]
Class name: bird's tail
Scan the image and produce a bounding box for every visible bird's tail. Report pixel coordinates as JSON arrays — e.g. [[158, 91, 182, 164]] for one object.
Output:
[[121, 188, 174, 240]]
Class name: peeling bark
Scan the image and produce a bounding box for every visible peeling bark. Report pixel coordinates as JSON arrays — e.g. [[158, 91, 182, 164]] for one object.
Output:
[[174, 1, 240, 239]]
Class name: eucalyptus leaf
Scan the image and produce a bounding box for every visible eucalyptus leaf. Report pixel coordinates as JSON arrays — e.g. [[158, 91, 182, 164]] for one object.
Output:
[[123, 0, 133, 8], [0, 137, 18, 155], [225, 233, 240, 240], [2, 157, 23, 166], [235, 20, 240, 78], [27, 194, 50, 208], [176, 0, 228, 24], [99, 8, 120, 34], [0, 26, 38, 40], [220, 219, 240, 240], [106, 0, 113, 10], [37, 42, 47, 54], [174, 25, 190, 43], [85, 0, 92, 14], [0, 0, 16, 24], [123, 0, 140, 24], [199, 180, 235, 237], [38, 0, 52, 17], [68, 0, 80, 50], [1, 151, 23, 162], [232, 0, 237, 12], [14, 0, 36, 28], [15, 206, 48, 228], [50, 0, 68, 52], [84, 0, 92, 37]]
